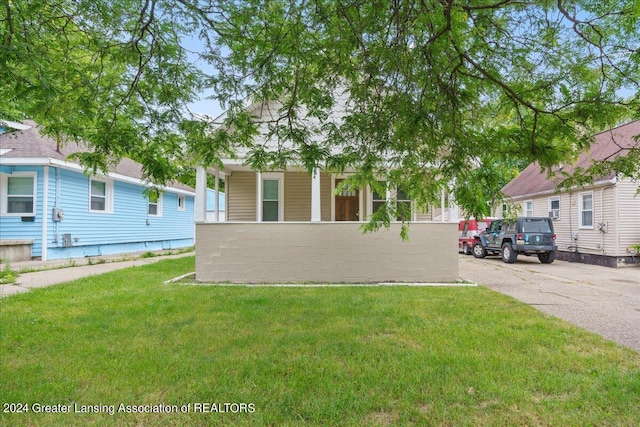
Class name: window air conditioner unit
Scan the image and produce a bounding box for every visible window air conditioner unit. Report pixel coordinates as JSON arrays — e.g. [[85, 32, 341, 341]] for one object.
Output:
[[549, 210, 559, 219]]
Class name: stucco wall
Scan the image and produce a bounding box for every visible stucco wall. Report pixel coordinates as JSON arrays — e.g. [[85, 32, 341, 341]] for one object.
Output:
[[196, 222, 458, 283]]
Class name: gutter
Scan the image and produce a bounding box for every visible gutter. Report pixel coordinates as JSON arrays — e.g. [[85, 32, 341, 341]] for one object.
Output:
[[0, 157, 195, 196], [505, 177, 617, 201]]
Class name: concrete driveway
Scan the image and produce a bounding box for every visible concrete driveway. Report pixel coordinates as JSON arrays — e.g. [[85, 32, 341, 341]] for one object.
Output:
[[458, 254, 640, 353]]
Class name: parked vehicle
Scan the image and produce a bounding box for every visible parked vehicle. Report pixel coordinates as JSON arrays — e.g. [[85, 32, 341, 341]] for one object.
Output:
[[458, 218, 493, 255], [472, 217, 557, 264]]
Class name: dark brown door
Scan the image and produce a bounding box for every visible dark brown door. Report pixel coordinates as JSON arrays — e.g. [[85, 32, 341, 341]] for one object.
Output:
[[335, 179, 359, 221]]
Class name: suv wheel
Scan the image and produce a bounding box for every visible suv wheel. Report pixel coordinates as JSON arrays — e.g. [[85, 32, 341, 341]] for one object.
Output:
[[472, 242, 486, 258], [501, 242, 517, 263], [462, 243, 471, 255], [538, 251, 556, 264]]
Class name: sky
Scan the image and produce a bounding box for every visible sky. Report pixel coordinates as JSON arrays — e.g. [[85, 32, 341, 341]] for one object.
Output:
[[181, 34, 224, 120]]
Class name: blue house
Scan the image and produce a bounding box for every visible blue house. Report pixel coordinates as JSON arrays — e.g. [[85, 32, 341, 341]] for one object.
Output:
[[0, 120, 195, 261]]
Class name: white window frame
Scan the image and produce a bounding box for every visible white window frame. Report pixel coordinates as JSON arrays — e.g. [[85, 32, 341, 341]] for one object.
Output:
[[578, 192, 594, 229], [523, 200, 534, 217], [394, 185, 414, 221], [366, 181, 414, 222], [89, 178, 114, 214], [368, 180, 389, 217], [177, 194, 185, 211], [260, 172, 284, 222], [147, 191, 163, 217], [548, 196, 560, 219], [0, 172, 37, 216]]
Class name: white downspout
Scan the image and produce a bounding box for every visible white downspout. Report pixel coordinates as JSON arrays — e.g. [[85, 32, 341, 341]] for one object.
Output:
[[41, 166, 49, 261]]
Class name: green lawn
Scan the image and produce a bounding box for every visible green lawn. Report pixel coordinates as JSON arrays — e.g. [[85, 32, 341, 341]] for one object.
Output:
[[1, 256, 639, 426]]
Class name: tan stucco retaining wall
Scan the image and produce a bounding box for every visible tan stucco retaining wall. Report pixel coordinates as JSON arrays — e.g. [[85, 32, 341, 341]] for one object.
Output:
[[196, 222, 458, 283]]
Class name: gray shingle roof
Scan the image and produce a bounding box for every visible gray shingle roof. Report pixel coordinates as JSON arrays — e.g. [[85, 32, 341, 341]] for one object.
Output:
[[502, 120, 640, 197], [0, 120, 194, 193]]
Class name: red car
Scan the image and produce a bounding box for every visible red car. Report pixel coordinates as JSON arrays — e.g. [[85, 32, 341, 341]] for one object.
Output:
[[458, 218, 494, 255]]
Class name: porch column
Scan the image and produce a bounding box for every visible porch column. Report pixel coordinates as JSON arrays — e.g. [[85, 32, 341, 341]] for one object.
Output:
[[441, 189, 446, 222], [311, 168, 321, 222], [195, 166, 208, 222], [214, 168, 220, 222], [448, 190, 459, 222], [256, 171, 263, 221]]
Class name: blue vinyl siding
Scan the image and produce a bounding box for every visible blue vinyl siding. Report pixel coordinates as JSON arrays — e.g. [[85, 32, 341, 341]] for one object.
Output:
[[207, 189, 226, 210], [0, 165, 45, 257], [1, 165, 194, 260]]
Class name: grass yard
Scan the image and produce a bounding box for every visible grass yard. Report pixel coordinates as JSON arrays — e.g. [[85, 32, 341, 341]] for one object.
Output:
[[1, 256, 639, 426]]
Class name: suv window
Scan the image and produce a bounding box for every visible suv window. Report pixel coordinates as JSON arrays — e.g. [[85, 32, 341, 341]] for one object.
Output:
[[488, 220, 502, 233], [521, 218, 552, 233], [503, 221, 517, 232]]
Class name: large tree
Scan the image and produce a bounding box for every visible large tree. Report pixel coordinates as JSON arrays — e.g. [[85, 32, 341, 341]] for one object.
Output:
[[2, 1, 639, 219]]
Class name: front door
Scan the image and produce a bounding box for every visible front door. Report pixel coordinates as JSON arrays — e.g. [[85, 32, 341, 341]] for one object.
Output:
[[335, 179, 359, 221]]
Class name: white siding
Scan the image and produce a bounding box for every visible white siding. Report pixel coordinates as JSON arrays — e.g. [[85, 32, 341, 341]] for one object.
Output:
[[616, 179, 640, 255], [509, 184, 623, 256]]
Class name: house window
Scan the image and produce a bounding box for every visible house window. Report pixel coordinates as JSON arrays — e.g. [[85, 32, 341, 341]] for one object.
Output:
[[1, 174, 36, 215], [368, 182, 412, 221], [371, 181, 387, 215], [395, 186, 412, 221], [89, 179, 113, 213], [148, 191, 162, 216], [549, 197, 560, 219], [261, 173, 283, 221], [177, 194, 185, 211], [579, 192, 593, 228], [524, 200, 533, 217]]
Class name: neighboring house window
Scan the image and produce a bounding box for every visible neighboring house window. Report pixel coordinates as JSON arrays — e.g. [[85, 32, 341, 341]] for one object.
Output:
[[89, 179, 113, 213], [1, 173, 36, 215], [501, 203, 508, 218], [579, 192, 594, 228], [548, 197, 560, 219], [371, 181, 387, 214], [148, 192, 162, 216], [177, 194, 185, 211], [524, 200, 533, 217], [261, 173, 283, 221]]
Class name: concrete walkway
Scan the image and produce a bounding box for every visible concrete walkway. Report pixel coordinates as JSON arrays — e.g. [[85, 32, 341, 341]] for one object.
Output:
[[0, 250, 194, 298], [458, 254, 640, 352]]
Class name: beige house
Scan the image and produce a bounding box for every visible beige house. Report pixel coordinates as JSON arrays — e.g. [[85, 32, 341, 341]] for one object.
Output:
[[501, 120, 640, 268], [193, 100, 459, 283]]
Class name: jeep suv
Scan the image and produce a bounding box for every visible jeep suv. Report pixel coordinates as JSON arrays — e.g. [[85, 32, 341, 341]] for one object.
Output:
[[472, 217, 557, 264]]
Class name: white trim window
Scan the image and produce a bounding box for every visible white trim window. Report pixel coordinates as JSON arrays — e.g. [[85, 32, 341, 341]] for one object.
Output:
[[524, 200, 534, 217], [177, 194, 185, 211], [261, 173, 284, 221], [371, 181, 387, 215], [1, 173, 36, 216], [148, 191, 163, 217], [548, 197, 560, 219], [367, 181, 413, 221], [579, 192, 594, 228], [89, 178, 114, 213], [395, 186, 412, 221]]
